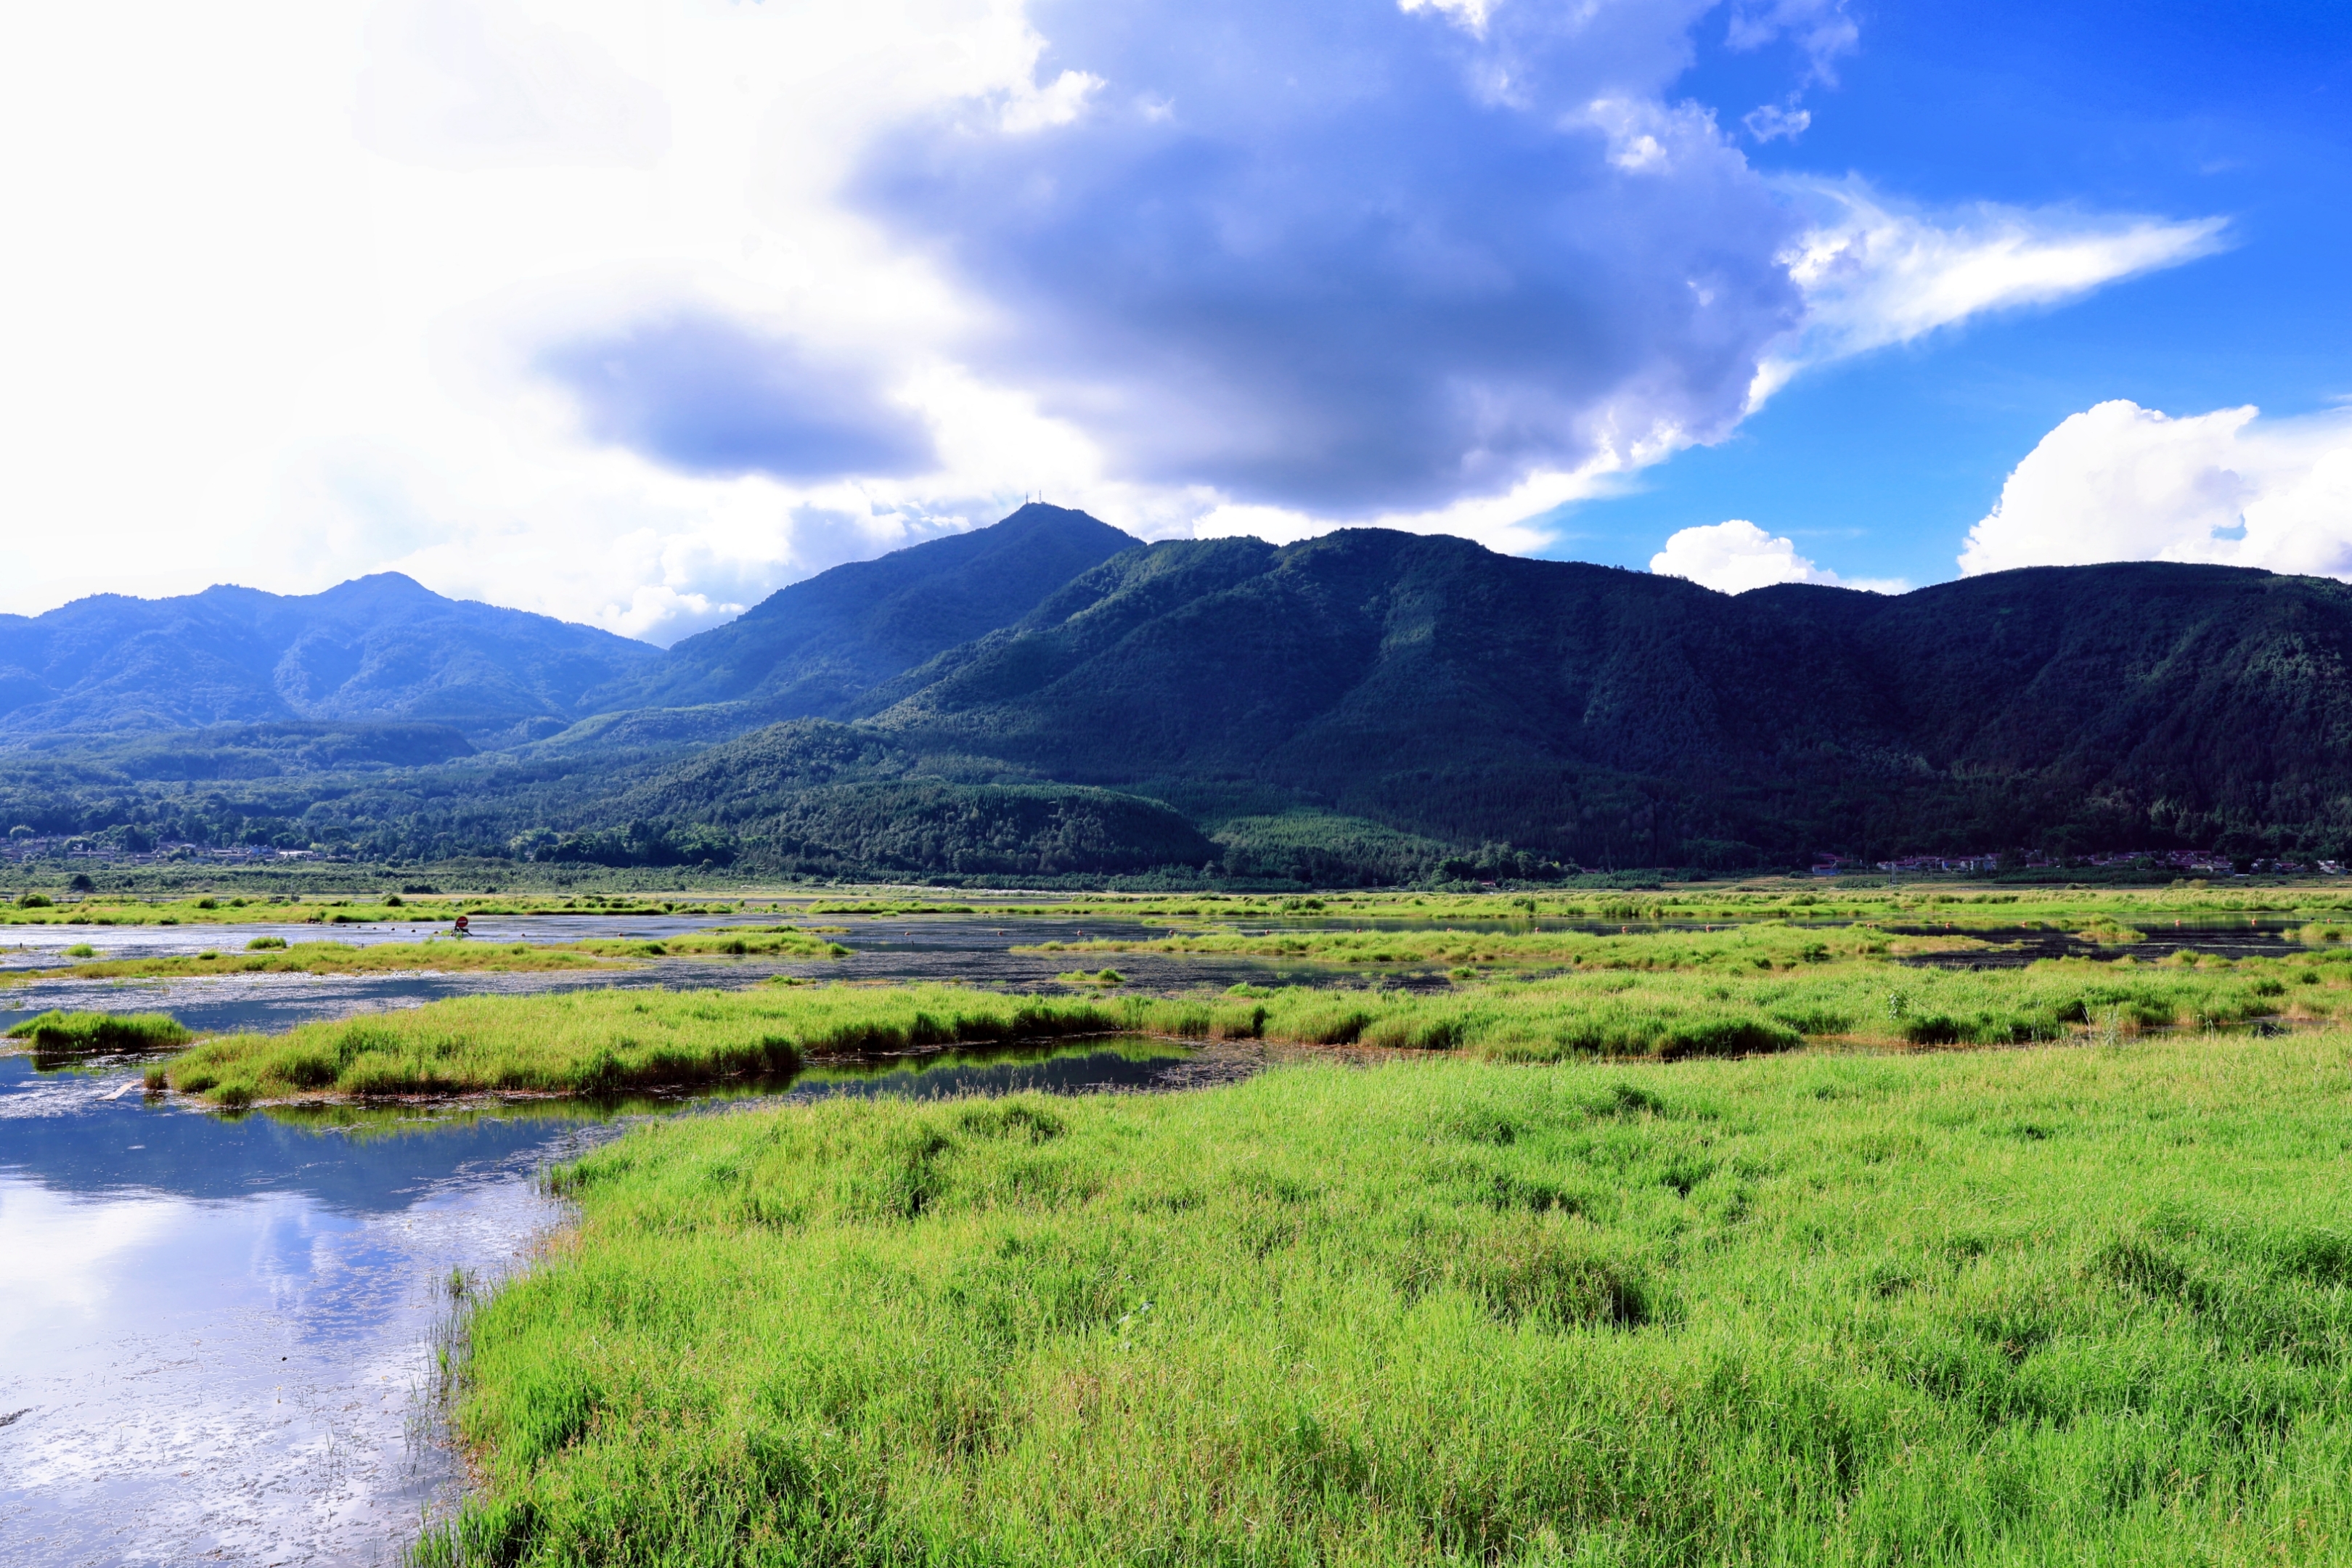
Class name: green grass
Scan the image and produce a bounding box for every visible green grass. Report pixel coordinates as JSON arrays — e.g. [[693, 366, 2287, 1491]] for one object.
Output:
[[573, 928, 852, 960], [150, 942, 2350, 1106], [4, 1009, 192, 1054], [1326, 957, 2337, 1055], [159, 985, 1172, 1105], [0, 939, 629, 986], [417, 1032, 2352, 1566], [1030, 918, 1980, 968]]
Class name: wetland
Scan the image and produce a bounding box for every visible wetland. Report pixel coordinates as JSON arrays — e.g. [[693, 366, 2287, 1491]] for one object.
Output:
[[11, 881, 2352, 1564]]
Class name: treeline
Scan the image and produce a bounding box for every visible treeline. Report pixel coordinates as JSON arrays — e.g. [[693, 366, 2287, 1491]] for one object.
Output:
[[18, 687, 2352, 886]]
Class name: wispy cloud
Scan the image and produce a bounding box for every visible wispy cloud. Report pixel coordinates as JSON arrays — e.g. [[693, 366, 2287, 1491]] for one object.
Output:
[[1755, 180, 2229, 402]]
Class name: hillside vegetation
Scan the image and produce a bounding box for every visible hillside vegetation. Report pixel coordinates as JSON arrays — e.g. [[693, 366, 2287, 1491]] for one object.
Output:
[[867, 530, 2352, 866]]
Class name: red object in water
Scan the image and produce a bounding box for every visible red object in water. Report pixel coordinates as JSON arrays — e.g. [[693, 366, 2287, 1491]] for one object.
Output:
[[455, 915, 470, 932]]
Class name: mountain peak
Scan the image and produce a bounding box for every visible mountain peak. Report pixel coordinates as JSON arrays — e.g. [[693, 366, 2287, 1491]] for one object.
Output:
[[594, 504, 1138, 720]]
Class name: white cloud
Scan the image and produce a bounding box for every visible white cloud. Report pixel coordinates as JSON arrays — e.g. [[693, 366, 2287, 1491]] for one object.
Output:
[[1959, 400, 2352, 579], [1755, 181, 2227, 403], [1725, 0, 1858, 84], [0, 0, 2220, 643], [356, 0, 670, 171], [1651, 518, 1904, 595], [1742, 102, 1810, 142], [853, 0, 1805, 515]]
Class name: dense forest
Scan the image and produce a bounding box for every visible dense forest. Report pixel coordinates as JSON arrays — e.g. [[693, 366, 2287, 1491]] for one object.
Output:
[[9, 507, 2352, 884]]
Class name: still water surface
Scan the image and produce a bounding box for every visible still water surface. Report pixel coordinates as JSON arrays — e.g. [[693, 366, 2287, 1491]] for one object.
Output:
[[0, 1034, 1223, 1566]]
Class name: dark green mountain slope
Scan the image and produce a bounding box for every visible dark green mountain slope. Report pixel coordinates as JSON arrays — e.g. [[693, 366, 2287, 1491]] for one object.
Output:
[[589, 504, 1136, 721], [532, 719, 1212, 876], [865, 533, 2352, 862], [16, 530, 2352, 878], [605, 720, 918, 825], [0, 574, 660, 744], [733, 781, 1217, 878]]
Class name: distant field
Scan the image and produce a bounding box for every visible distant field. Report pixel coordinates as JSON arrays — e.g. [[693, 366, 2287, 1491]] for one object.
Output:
[[419, 1032, 2352, 1566], [0, 891, 767, 926]]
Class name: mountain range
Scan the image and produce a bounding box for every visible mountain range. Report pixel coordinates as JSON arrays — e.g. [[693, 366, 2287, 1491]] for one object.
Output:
[[7, 504, 2352, 879], [0, 572, 660, 745]]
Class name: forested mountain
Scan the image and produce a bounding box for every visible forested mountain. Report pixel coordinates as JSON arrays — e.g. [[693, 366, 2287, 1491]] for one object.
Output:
[[0, 573, 660, 744], [862, 531, 2352, 865], [12, 508, 2352, 881]]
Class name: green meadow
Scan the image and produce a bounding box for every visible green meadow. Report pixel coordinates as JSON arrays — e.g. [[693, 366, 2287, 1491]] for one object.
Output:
[[573, 928, 850, 960], [416, 1031, 2352, 1567]]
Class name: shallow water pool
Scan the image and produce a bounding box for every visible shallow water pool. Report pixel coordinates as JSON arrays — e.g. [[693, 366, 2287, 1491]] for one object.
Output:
[[0, 1036, 1236, 1565]]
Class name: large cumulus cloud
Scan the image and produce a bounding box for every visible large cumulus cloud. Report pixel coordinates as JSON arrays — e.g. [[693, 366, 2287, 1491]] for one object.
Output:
[[849, 0, 1806, 514], [1961, 401, 2352, 579]]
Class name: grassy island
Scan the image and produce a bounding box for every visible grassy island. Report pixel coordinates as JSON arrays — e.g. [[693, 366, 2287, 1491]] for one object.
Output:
[[418, 1031, 2352, 1566], [4, 1009, 192, 1054], [2, 939, 629, 986], [2, 929, 849, 988], [155, 984, 1175, 1105]]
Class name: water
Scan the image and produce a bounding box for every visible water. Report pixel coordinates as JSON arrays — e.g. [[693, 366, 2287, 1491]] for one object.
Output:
[[0, 911, 1342, 1034], [0, 1037, 1236, 1566], [1890, 918, 2327, 969]]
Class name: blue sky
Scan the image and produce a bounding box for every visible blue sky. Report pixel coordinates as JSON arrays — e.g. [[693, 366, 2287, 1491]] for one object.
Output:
[[1576, 0, 2352, 587], [1, 0, 2345, 637], [1561, 0, 2352, 587]]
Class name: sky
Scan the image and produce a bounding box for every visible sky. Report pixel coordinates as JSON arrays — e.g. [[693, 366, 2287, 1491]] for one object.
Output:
[[0, 0, 2344, 642]]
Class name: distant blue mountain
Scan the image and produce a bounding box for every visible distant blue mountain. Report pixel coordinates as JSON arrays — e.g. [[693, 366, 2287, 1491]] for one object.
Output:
[[0, 573, 662, 743], [0, 506, 1140, 752]]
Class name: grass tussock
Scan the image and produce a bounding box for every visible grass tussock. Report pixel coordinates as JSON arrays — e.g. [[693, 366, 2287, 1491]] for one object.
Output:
[[3, 1009, 192, 1055], [420, 1032, 2352, 1567]]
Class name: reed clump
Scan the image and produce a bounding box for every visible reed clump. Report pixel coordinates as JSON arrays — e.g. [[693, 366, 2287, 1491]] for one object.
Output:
[[4, 1010, 192, 1054]]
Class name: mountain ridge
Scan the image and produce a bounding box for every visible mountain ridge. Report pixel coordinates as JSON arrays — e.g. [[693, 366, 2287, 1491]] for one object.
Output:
[[0, 573, 662, 744], [12, 511, 2352, 877], [584, 504, 1137, 724]]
